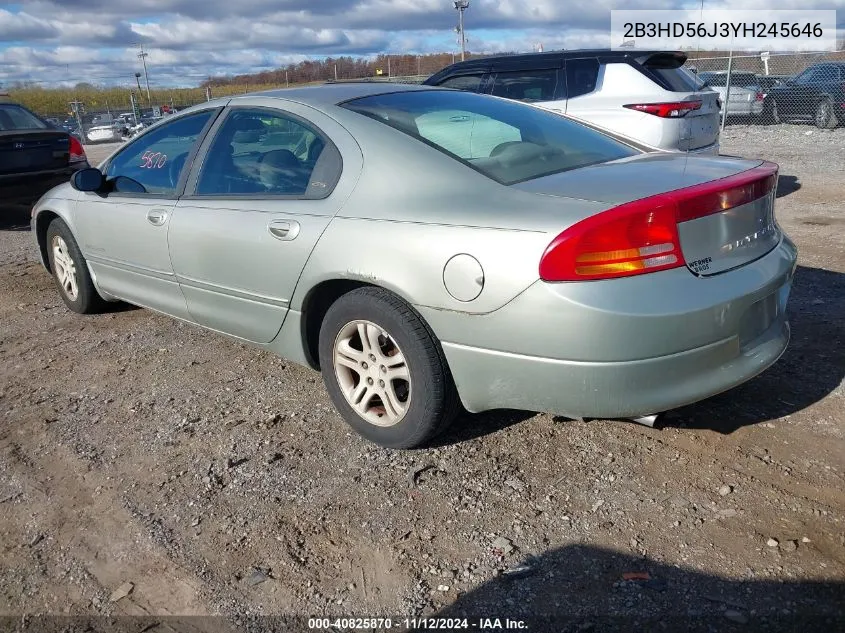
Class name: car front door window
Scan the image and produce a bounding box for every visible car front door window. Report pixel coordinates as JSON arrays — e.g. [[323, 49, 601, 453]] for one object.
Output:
[[193, 109, 338, 197], [104, 110, 215, 195]]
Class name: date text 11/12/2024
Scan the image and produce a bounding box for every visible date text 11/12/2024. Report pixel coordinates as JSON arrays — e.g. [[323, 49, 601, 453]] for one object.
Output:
[[308, 617, 528, 630]]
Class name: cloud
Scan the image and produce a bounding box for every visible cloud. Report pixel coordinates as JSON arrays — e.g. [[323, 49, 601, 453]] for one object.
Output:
[[0, 0, 843, 87]]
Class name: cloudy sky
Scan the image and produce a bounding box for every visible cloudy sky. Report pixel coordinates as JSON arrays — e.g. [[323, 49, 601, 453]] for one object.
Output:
[[0, 0, 843, 88]]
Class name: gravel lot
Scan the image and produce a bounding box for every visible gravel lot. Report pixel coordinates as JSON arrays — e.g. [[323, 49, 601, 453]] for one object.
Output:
[[1, 124, 844, 632]]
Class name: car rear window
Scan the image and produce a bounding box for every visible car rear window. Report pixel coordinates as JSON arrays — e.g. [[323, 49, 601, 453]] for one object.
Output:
[[0, 104, 47, 131], [341, 90, 638, 186], [640, 54, 702, 92]]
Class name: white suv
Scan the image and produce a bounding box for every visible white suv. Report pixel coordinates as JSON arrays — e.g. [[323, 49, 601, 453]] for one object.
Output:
[[424, 50, 721, 154]]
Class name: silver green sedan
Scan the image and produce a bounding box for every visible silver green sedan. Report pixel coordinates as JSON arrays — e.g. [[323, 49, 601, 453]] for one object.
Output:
[[31, 83, 797, 448]]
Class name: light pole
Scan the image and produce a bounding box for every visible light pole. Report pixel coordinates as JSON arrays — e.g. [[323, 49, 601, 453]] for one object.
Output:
[[137, 44, 152, 104], [453, 0, 469, 62]]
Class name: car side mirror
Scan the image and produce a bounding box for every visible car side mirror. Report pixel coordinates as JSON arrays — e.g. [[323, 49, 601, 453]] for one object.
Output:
[[71, 168, 105, 193]]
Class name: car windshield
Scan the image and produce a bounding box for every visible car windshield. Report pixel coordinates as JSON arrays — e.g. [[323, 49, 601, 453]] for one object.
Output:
[[342, 89, 638, 185], [0, 104, 47, 131]]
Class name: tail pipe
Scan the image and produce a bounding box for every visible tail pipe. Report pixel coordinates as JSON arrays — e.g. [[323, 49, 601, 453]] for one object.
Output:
[[630, 413, 662, 428]]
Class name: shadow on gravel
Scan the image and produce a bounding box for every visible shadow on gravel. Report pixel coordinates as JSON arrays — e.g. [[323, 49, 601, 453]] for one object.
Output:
[[434, 544, 845, 633], [665, 265, 845, 434], [430, 409, 535, 447], [4, 547, 842, 632], [776, 174, 801, 198]]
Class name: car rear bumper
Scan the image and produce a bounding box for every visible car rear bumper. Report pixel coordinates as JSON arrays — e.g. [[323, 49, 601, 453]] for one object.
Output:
[[420, 235, 797, 418], [0, 164, 86, 210], [723, 102, 765, 115]]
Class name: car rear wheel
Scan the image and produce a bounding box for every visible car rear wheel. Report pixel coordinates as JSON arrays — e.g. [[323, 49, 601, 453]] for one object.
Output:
[[815, 99, 837, 129], [46, 218, 106, 314], [318, 287, 459, 449]]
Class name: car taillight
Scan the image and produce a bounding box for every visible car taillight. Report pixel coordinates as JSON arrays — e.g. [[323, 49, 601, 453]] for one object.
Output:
[[755, 91, 765, 102], [68, 135, 86, 164], [623, 101, 702, 118], [539, 162, 779, 282]]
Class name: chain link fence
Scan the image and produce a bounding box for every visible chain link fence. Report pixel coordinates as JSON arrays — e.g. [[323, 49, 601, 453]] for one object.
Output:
[[684, 51, 845, 128]]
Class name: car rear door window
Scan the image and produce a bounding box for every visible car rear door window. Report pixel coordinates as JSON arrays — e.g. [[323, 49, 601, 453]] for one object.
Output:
[[490, 69, 557, 102], [104, 110, 215, 195], [437, 74, 485, 92], [565, 59, 600, 98], [194, 108, 339, 198]]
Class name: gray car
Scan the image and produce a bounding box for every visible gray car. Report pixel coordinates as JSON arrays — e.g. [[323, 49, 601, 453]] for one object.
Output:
[[31, 83, 797, 448], [699, 71, 765, 117]]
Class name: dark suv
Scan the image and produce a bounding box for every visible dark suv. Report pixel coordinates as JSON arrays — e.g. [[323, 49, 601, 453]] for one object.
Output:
[[766, 62, 845, 128]]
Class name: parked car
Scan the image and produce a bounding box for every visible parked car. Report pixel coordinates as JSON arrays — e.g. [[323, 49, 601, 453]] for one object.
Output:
[[31, 84, 795, 448], [85, 122, 123, 143], [765, 62, 845, 128], [698, 71, 764, 118], [756, 75, 788, 93], [424, 50, 721, 154], [1, 100, 88, 212]]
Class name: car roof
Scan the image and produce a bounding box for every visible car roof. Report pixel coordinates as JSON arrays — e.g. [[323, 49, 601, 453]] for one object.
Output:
[[227, 82, 435, 108], [428, 49, 682, 70]]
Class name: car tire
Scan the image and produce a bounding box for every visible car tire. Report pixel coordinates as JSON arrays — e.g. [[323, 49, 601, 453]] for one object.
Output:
[[45, 218, 106, 314], [814, 99, 837, 129], [318, 286, 460, 449]]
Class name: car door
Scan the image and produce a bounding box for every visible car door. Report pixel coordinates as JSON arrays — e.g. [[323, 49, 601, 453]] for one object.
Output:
[[781, 67, 824, 117], [169, 99, 362, 343], [74, 108, 220, 318]]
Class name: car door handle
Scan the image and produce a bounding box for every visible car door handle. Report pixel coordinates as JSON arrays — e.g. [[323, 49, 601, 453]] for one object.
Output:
[[268, 220, 300, 241], [147, 209, 168, 226]]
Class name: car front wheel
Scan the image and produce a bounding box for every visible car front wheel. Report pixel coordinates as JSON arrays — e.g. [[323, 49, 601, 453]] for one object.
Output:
[[45, 218, 106, 314], [318, 287, 459, 449]]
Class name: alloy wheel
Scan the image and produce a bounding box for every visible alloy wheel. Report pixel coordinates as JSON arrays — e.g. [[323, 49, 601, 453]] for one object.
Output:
[[51, 235, 79, 301], [332, 320, 411, 427]]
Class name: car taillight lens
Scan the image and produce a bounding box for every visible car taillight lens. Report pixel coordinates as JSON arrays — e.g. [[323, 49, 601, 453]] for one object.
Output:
[[756, 91, 765, 102], [68, 135, 86, 164], [623, 101, 702, 118], [539, 162, 779, 282]]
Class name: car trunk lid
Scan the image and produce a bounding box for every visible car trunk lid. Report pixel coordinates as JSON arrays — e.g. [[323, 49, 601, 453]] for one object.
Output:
[[0, 130, 71, 175], [634, 52, 721, 151], [516, 153, 780, 276]]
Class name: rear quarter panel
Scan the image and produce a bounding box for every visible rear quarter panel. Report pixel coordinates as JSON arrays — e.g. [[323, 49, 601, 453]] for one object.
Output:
[[288, 107, 608, 315]]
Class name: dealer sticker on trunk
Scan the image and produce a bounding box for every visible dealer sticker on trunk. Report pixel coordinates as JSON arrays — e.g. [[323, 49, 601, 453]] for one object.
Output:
[[688, 257, 713, 273]]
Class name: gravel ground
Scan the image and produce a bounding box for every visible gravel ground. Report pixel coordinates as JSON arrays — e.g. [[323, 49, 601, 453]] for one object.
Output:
[[1, 124, 843, 633]]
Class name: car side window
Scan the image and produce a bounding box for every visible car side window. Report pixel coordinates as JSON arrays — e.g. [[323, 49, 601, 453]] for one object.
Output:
[[194, 109, 338, 197], [104, 110, 215, 195], [566, 58, 600, 99], [437, 74, 485, 92], [490, 69, 557, 102]]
